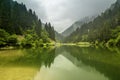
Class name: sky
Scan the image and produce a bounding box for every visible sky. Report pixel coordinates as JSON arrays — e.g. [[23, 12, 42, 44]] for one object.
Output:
[[15, 0, 116, 33]]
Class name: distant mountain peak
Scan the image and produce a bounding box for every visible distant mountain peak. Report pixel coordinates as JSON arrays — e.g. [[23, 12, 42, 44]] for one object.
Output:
[[64, 0, 120, 43], [62, 16, 96, 37]]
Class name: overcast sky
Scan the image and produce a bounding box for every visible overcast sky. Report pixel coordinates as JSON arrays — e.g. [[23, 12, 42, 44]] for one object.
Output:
[[15, 0, 116, 33]]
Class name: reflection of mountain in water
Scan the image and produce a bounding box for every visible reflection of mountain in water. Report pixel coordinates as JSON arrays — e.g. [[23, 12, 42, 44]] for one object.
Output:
[[0, 46, 120, 80], [34, 54, 108, 80], [55, 46, 120, 80]]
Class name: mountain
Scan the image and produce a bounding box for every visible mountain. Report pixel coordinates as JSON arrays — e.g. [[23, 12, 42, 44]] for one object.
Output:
[[0, 0, 55, 47], [64, 0, 120, 46], [62, 16, 96, 37]]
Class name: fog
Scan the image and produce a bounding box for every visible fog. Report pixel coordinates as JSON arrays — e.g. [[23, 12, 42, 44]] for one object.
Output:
[[15, 0, 116, 33]]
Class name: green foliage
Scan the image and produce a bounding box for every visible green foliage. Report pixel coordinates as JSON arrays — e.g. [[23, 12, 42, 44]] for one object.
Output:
[[45, 23, 55, 41], [81, 35, 88, 41], [107, 26, 120, 46], [41, 30, 50, 43], [111, 26, 120, 38], [7, 34, 18, 46], [115, 35, 120, 46], [0, 47, 56, 68], [0, 29, 9, 40], [0, 29, 18, 47], [0, 29, 9, 46], [0, 0, 56, 48], [35, 19, 42, 37], [65, 1, 120, 46], [21, 30, 36, 48], [106, 39, 115, 46], [21, 38, 33, 48]]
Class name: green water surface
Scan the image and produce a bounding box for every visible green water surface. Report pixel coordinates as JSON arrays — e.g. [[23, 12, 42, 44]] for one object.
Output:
[[0, 46, 120, 80]]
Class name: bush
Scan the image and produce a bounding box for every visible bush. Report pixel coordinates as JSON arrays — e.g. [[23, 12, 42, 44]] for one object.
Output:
[[7, 34, 18, 46], [115, 35, 120, 46], [0, 29, 9, 47], [106, 39, 115, 46]]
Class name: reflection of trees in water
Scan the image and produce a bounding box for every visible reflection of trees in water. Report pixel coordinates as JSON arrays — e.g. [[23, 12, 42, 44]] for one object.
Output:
[[0, 48, 56, 68], [1, 46, 120, 80], [61, 46, 120, 80]]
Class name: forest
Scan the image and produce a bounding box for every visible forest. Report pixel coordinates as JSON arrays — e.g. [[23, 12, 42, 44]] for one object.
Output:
[[64, 0, 120, 47], [1, 0, 120, 48], [0, 0, 55, 48], [0, 0, 120, 80]]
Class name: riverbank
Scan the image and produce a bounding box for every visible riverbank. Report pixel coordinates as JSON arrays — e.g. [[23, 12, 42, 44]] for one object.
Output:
[[0, 43, 56, 50], [1, 41, 119, 50], [55, 42, 92, 47]]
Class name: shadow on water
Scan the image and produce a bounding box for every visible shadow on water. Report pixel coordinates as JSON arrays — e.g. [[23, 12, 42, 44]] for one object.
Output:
[[56, 46, 120, 80]]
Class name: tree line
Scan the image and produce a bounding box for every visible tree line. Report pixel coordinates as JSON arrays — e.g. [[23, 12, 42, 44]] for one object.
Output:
[[0, 0, 55, 48], [65, 0, 120, 46]]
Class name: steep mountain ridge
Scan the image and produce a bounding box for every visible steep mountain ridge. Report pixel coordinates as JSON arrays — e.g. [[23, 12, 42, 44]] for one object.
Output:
[[64, 0, 120, 46], [62, 16, 96, 37]]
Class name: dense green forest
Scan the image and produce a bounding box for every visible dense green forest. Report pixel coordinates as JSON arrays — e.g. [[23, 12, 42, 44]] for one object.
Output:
[[65, 0, 120, 46], [0, 0, 55, 48]]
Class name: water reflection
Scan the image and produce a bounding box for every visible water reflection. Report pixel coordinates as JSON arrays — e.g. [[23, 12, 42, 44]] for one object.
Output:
[[56, 46, 120, 80], [0, 47, 56, 80], [0, 47, 56, 67], [35, 46, 120, 80], [0, 46, 120, 80], [34, 55, 108, 80], [62, 47, 120, 80]]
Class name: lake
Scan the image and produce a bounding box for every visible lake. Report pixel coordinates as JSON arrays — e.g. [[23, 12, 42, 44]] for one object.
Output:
[[0, 46, 120, 80]]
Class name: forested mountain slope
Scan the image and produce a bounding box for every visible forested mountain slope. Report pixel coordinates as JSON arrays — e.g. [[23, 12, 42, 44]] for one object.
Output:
[[65, 0, 120, 46], [62, 16, 95, 37], [0, 0, 55, 47]]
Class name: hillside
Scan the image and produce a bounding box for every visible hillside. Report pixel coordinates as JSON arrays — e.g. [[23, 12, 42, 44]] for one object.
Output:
[[0, 0, 55, 47], [62, 16, 96, 37], [65, 0, 120, 46]]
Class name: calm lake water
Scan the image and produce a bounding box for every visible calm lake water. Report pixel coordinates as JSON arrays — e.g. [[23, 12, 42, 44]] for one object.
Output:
[[0, 46, 120, 80]]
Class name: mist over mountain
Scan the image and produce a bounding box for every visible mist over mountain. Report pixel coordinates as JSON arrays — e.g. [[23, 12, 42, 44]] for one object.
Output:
[[62, 16, 96, 37], [64, 0, 120, 46], [14, 0, 116, 33]]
